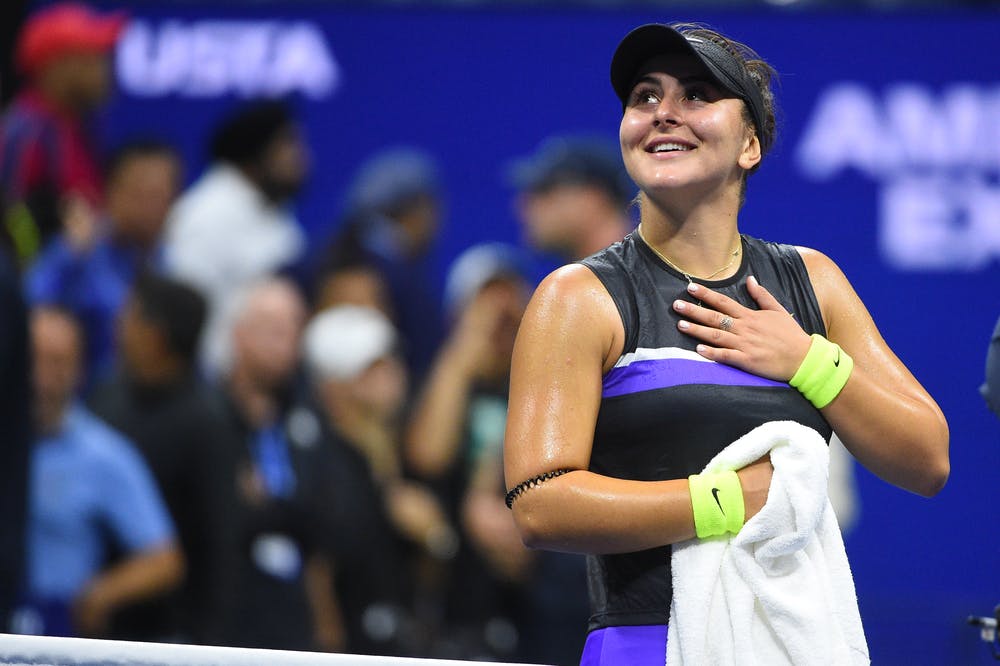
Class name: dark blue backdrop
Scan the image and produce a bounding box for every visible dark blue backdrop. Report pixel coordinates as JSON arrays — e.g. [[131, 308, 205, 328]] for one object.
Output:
[[94, 5, 1000, 663]]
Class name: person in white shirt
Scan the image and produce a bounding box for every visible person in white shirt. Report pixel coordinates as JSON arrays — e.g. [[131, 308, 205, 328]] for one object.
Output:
[[163, 101, 308, 378]]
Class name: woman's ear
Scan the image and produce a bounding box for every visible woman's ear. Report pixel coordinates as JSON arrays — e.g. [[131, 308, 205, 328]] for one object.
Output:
[[738, 129, 762, 171]]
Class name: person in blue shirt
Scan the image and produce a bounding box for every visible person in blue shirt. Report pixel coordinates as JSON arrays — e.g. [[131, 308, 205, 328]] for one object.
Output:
[[25, 140, 181, 388], [17, 306, 183, 637]]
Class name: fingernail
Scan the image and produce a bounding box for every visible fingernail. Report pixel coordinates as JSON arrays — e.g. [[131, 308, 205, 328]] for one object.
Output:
[[674, 300, 686, 311], [749, 275, 757, 286], [678, 320, 690, 330], [687, 283, 699, 293], [696, 344, 707, 354]]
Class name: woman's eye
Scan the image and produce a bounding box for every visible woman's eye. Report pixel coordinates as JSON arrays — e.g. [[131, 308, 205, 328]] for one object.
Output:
[[631, 88, 660, 105], [685, 85, 719, 102]]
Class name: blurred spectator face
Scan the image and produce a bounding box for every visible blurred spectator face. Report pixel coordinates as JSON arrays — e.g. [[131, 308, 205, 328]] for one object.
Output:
[[116, 274, 205, 381], [117, 296, 165, 379], [396, 194, 441, 257], [107, 152, 181, 247], [314, 354, 408, 425], [518, 184, 601, 254], [314, 266, 392, 318], [345, 147, 442, 256], [258, 125, 309, 202], [32, 308, 83, 424], [351, 355, 408, 421], [233, 281, 306, 389], [46, 50, 114, 111]]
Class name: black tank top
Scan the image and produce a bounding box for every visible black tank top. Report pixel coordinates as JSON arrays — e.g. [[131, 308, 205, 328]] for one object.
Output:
[[579, 232, 832, 632]]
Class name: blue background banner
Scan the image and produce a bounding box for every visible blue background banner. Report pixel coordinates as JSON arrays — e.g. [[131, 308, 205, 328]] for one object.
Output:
[[97, 5, 1000, 663]]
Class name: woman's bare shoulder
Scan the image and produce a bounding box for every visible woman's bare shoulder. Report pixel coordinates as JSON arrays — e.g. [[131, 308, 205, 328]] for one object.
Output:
[[521, 263, 624, 373]]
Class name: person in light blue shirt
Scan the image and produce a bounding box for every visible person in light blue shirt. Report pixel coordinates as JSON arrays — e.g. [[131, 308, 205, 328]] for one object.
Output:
[[17, 307, 183, 638], [25, 141, 181, 388]]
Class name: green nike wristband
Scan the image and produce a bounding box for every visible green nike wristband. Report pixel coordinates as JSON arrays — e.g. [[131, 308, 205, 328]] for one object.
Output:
[[789, 334, 854, 410], [688, 470, 745, 539]]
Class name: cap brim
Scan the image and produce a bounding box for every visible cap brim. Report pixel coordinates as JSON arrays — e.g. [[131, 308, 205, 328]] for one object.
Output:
[[610, 23, 727, 105]]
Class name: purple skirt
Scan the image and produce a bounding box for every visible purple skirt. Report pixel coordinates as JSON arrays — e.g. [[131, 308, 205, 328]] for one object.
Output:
[[579, 624, 668, 665]]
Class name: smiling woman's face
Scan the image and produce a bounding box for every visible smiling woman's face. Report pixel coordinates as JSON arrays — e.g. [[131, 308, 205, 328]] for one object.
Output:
[[619, 52, 760, 204]]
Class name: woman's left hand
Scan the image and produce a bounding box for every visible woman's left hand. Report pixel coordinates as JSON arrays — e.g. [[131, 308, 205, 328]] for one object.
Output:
[[673, 276, 812, 381]]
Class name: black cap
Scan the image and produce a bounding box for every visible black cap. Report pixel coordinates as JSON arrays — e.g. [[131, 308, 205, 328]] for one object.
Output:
[[610, 24, 769, 154], [508, 137, 633, 206]]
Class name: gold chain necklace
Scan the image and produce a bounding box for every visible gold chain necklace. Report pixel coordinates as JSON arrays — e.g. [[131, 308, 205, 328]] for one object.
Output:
[[637, 225, 741, 284]]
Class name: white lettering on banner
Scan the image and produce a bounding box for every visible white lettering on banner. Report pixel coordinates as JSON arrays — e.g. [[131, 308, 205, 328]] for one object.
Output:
[[881, 176, 1000, 270], [116, 20, 339, 99], [797, 83, 1000, 270]]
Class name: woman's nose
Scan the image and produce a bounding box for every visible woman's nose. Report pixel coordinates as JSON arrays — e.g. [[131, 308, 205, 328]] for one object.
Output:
[[653, 97, 680, 127]]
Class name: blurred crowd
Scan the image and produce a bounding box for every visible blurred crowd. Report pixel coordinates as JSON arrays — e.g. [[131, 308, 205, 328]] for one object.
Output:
[[0, 4, 637, 663]]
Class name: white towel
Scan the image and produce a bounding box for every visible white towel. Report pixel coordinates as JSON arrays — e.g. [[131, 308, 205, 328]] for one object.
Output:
[[666, 420, 869, 666]]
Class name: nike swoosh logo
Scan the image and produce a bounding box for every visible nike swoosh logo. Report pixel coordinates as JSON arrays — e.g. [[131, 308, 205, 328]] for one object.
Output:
[[711, 487, 725, 515], [834, 348, 841, 368]]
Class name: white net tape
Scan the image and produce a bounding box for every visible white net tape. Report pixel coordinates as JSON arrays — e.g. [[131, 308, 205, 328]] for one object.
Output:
[[0, 634, 545, 666]]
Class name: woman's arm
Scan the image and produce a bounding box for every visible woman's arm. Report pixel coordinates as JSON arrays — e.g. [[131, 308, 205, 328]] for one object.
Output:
[[673, 252, 948, 498], [800, 248, 949, 496], [504, 265, 771, 554]]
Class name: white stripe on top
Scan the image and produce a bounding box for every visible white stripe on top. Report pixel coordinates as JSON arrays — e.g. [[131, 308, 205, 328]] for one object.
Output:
[[612, 346, 714, 369]]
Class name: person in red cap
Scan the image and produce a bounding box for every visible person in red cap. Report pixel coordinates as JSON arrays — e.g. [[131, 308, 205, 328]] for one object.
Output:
[[0, 2, 126, 263]]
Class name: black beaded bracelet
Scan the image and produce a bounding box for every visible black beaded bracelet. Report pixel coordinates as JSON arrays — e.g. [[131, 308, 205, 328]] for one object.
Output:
[[505, 468, 572, 509]]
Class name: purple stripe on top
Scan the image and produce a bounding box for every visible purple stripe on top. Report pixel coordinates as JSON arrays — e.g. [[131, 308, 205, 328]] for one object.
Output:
[[603, 357, 787, 398], [579, 624, 668, 666]]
